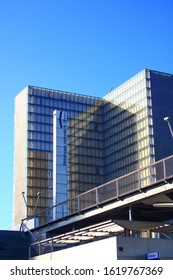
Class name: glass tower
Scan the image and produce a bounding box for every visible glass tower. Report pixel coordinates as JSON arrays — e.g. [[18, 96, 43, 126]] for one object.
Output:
[[104, 69, 154, 180], [13, 69, 173, 226], [13, 86, 105, 225]]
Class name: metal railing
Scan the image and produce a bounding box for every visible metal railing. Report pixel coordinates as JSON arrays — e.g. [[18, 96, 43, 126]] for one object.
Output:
[[34, 155, 173, 227], [20, 219, 39, 242]]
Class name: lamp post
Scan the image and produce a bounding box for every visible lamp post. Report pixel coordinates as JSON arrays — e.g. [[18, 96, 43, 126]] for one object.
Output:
[[21, 191, 28, 223], [22, 191, 27, 208], [33, 192, 41, 216], [164, 117, 173, 139], [152, 117, 173, 209], [22, 191, 41, 218]]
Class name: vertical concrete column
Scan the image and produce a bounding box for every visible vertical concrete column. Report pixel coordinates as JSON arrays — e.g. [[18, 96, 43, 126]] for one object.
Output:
[[53, 110, 68, 220]]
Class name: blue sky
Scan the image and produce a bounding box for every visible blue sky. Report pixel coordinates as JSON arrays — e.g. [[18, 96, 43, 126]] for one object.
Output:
[[0, 0, 173, 229]]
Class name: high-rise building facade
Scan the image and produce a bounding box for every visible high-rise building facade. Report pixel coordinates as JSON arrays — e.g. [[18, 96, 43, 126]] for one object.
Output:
[[13, 87, 105, 224], [13, 69, 173, 225]]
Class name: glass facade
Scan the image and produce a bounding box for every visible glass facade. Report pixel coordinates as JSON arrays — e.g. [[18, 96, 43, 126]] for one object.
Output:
[[13, 69, 173, 226], [104, 69, 154, 181], [13, 86, 105, 225], [150, 70, 173, 160]]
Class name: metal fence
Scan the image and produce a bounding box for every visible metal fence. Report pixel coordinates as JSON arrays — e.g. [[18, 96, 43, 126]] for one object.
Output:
[[34, 155, 173, 227]]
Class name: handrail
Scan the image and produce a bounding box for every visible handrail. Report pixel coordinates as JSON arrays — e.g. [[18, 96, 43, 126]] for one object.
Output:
[[20, 220, 39, 242], [32, 154, 173, 227]]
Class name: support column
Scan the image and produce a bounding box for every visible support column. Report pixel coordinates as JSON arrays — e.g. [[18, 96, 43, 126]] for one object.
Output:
[[53, 110, 68, 220]]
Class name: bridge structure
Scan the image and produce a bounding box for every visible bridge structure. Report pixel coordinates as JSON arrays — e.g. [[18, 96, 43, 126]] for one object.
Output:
[[21, 155, 173, 258]]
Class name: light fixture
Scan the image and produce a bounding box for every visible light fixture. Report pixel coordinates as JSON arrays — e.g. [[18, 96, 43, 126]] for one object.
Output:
[[153, 202, 173, 208], [164, 116, 173, 139], [164, 116, 171, 122], [21, 191, 27, 207]]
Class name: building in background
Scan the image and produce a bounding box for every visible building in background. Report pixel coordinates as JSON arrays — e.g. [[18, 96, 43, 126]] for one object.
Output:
[[13, 69, 173, 226], [13, 86, 105, 225]]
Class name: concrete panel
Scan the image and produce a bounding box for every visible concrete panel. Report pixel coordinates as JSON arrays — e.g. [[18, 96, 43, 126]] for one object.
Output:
[[117, 236, 173, 260], [32, 236, 173, 260], [32, 237, 118, 260]]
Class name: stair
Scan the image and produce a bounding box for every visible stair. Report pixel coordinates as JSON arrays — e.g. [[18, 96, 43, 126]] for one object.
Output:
[[0, 230, 30, 260]]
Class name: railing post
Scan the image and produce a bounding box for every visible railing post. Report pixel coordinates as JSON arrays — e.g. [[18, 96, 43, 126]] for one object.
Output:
[[163, 158, 167, 181], [48, 208, 51, 223], [29, 245, 31, 259], [116, 179, 119, 198], [51, 238, 54, 253], [78, 196, 80, 212], [96, 188, 99, 204], [62, 203, 64, 219], [39, 242, 41, 256], [138, 169, 141, 191]]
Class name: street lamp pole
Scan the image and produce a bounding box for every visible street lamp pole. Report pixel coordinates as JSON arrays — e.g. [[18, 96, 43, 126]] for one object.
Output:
[[33, 192, 41, 216], [22, 191, 41, 218], [164, 117, 173, 139], [151, 117, 173, 209], [22, 191, 27, 208]]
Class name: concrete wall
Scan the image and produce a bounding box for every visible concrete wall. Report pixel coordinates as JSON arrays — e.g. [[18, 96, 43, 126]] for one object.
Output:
[[32, 237, 118, 260], [32, 236, 173, 260], [117, 237, 173, 260]]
